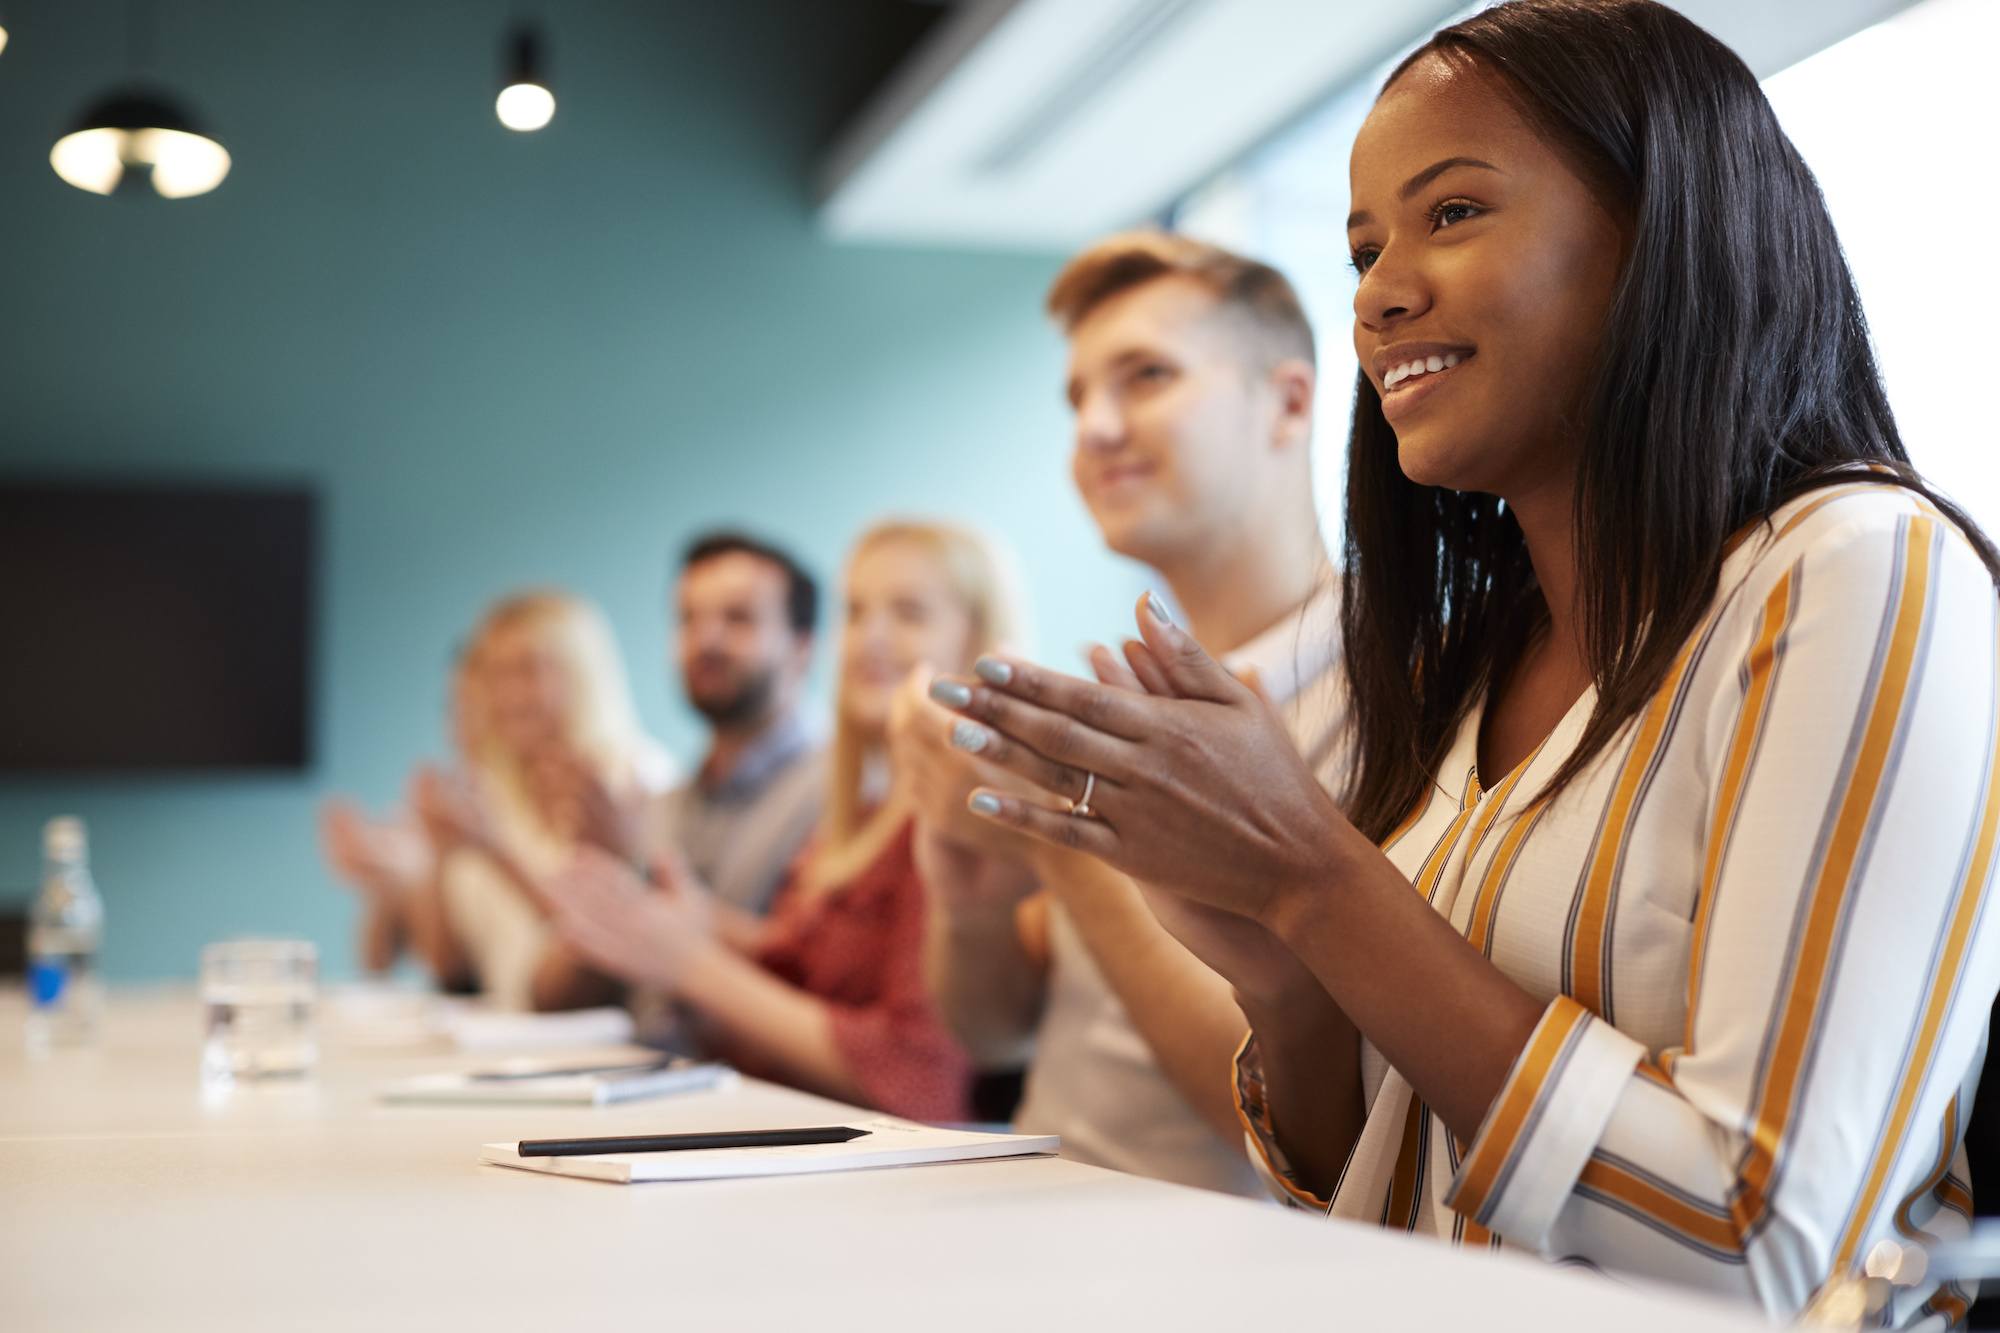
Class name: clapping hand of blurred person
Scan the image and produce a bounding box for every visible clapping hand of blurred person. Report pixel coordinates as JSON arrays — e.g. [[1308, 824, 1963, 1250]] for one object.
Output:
[[547, 845, 722, 994], [536, 748, 648, 866], [410, 764, 494, 854], [320, 798, 436, 974], [319, 799, 433, 902]]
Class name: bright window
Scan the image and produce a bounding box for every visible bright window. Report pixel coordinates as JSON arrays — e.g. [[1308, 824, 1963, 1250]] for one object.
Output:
[[1763, 0, 1999, 530]]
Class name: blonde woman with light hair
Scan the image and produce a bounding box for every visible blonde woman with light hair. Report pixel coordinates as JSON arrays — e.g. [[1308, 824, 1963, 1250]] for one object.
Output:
[[408, 590, 675, 1008], [549, 520, 1019, 1121]]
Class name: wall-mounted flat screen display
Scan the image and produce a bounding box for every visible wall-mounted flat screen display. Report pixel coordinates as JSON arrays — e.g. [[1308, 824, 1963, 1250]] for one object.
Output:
[[0, 478, 315, 772]]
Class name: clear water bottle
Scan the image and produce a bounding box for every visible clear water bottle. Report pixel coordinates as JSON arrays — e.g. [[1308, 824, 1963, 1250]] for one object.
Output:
[[25, 816, 105, 1051]]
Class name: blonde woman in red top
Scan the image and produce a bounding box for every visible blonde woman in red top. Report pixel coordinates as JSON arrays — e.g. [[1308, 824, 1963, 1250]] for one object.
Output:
[[549, 520, 1020, 1122]]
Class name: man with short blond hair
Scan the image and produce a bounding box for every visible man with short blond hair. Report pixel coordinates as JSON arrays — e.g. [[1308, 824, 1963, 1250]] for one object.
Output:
[[1045, 229, 1316, 362], [902, 231, 1344, 1194]]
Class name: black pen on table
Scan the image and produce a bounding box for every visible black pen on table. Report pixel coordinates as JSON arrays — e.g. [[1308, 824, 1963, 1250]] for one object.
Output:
[[517, 1126, 869, 1157]]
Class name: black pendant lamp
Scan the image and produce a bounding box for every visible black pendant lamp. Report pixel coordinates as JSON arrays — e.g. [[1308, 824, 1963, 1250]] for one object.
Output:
[[51, 2, 230, 198], [495, 23, 554, 132]]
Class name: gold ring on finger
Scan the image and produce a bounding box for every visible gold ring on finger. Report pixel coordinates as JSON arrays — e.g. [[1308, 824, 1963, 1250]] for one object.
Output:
[[1067, 771, 1098, 819]]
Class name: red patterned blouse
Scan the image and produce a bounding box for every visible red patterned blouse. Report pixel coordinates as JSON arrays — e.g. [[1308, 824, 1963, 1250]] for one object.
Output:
[[746, 819, 971, 1123]]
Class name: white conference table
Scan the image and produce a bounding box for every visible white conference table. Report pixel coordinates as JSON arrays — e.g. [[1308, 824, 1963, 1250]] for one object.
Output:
[[0, 988, 1774, 1332]]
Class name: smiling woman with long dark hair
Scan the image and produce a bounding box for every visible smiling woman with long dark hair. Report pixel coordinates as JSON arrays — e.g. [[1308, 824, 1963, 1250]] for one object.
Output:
[[924, 0, 2000, 1320]]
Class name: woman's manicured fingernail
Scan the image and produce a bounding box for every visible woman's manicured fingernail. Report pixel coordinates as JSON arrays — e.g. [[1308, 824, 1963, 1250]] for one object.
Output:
[[1145, 591, 1174, 626], [969, 792, 1003, 817], [929, 679, 973, 709], [974, 656, 1013, 686], [950, 720, 991, 754]]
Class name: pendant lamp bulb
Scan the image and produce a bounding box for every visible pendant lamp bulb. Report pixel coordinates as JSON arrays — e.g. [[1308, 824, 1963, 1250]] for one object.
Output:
[[497, 23, 555, 132], [50, 1, 229, 197]]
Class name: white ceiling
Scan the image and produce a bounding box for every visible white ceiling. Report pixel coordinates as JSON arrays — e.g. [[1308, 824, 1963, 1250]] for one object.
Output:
[[818, 0, 1922, 252]]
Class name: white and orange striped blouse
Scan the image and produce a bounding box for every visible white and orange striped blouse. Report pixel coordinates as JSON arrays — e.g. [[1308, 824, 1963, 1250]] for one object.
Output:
[[1235, 482, 2000, 1325]]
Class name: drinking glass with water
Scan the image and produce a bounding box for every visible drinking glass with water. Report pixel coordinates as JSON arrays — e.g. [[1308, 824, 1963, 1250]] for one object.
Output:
[[200, 939, 318, 1084]]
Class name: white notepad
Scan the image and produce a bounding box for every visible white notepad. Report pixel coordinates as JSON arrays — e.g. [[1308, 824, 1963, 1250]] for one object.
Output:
[[480, 1118, 1059, 1183], [383, 1056, 732, 1106]]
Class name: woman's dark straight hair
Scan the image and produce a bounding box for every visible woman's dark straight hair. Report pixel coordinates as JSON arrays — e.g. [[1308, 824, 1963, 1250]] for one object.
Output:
[[1340, 0, 2000, 843]]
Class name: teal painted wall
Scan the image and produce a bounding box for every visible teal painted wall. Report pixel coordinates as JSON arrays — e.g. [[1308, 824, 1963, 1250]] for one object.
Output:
[[0, 1, 1148, 980]]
